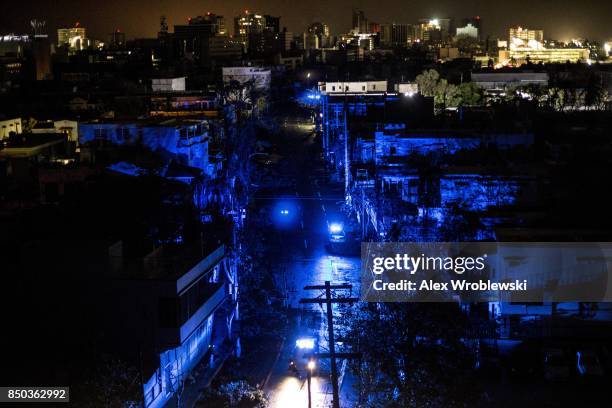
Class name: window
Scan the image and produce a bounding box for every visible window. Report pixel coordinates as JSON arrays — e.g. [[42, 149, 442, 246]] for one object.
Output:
[[362, 86, 366, 91], [94, 128, 108, 140], [116, 127, 130, 141], [178, 272, 221, 325]]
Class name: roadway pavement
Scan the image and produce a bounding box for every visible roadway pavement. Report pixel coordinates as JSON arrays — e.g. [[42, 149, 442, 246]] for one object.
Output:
[[260, 118, 361, 407]]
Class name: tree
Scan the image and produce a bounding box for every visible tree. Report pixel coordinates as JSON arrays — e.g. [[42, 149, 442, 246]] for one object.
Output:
[[340, 302, 481, 408], [435, 79, 461, 108], [196, 381, 267, 408], [77, 355, 142, 408], [455, 36, 480, 55], [415, 69, 440, 98], [458, 82, 482, 106]]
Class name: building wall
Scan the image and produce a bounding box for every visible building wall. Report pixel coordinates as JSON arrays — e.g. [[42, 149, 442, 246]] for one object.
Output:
[[152, 77, 186, 92], [0, 118, 22, 139], [222, 66, 271, 90], [321, 81, 388, 94], [499, 48, 590, 64], [79, 121, 210, 171]]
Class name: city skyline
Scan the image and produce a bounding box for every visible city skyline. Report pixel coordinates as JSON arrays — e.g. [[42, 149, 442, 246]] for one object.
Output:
[[2, 0, 611, 42]]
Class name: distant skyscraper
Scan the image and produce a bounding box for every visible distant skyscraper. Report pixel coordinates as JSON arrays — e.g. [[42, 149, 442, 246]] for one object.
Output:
[[352, 9, 368, 33], [461, 16, 482, 38], [173, 13, 238, 64], [234, 11, 281, 55], [306, 22, 330, 49], [108, 29, 126, 48], [31, 20, 51, 80], [380, 23, 413, 47], [456, 23, 479, 39], [416, 18, 452, 43]]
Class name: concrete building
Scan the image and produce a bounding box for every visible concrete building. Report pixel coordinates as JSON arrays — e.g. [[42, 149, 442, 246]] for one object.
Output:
[[456, 23, 479, 39], [222, 66, 271, 90], [0, 118, 22, 139], [173, 14, 239, 63], [509, 27, 543, 43], [499, 47, 590, 64], [306, 22, 330, 49], [471, 72, 549, 90], [380, 23, 412, 47], [31, 119, 79, 146], [79, 118, 214, 174], [152, 77, 186, 93], [136, 244, 232, 408], [233, 11, 281, 54], [320, 81, 387, 94]]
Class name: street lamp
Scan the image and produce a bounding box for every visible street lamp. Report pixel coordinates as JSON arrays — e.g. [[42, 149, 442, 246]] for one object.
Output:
[[307, 359, 315, 408]]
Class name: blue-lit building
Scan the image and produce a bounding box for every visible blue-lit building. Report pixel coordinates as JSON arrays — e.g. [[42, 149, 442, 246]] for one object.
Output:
[[318, 81, 434, 192], [78, 118, 221, 177], [127, 244, 236, 408]]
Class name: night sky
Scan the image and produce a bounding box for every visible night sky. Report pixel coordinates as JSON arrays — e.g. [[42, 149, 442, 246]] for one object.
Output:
[[2, 0, 611, 42]]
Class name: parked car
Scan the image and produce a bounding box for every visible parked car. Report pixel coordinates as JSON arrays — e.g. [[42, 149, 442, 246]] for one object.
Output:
[[543, 349, 570, 380], [576, 350, 604, 376]]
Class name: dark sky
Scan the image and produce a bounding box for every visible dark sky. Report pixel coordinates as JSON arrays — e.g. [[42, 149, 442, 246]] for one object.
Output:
[[2, 0, 611, 42]]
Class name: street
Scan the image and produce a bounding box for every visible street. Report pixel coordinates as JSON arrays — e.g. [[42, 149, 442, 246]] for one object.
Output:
[[255, 117, 361, 407]]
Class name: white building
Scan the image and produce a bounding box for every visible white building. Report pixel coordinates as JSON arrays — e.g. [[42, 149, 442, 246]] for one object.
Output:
[[319, 81, 388, 94], [0, 118, 22, 139], [222, 67, 271, 91], [395, 83, 419, 96], [31, 119, 79, 145], [456, 23, 478, 39], [152, 77, 186, 93]]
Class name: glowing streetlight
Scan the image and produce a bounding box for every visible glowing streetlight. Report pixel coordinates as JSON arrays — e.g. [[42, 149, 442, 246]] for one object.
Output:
[[307, 359, 316, 408]]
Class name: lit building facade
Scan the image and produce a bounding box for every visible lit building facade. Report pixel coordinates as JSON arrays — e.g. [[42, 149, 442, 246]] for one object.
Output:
[[57, 24, 87, 51], [233, 11, 281, 54], [509, 27, 543, 43], [499, 47, 590, 64], [456, 23, 478, 39]]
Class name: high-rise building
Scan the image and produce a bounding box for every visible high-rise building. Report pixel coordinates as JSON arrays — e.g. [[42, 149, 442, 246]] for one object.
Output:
[[173, 13, 239, 64], [416, 18, 452, 43], [352, 9, 368, 33], [108, 29, 126, 48], [456, 23, 479, 39], [280, 28, 293, 51], [57, 23, 87, 51], [306, 22, 330, 49], [233, 11, 281, 55], [461, 16, 482, 38], [380, 23, 412, 47]]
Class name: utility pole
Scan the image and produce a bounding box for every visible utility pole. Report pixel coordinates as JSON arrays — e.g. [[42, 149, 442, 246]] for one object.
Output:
[[299, 281, 360, 408]]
